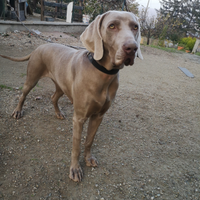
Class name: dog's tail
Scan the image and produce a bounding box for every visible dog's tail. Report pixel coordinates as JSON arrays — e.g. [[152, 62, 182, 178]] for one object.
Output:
[[0, 54, 31, 62]]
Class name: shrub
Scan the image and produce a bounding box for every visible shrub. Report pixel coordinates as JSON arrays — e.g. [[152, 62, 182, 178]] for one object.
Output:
[[178, 43, 186, 48], [187, 39, 196, 51], [158, 39, 165, 47], [169, 33, 181, 43], [179, 37, 196, 51]]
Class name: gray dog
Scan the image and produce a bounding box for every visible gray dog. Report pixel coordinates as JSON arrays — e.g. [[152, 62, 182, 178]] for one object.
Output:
[[0, 11, 143, 182]]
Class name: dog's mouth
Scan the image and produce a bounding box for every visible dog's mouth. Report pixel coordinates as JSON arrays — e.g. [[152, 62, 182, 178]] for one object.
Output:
[[124, 58, 132, 66], [115, 51, 136, 67], [123, 55, 135, 66], [114, 56, 135, 67]]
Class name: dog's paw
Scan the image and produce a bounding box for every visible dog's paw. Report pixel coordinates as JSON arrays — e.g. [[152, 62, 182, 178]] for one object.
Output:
[[55, 111, 65, 120], [12, 110, 23, 119], [69, 165, 83, 182], [85, 156, 98, 167]]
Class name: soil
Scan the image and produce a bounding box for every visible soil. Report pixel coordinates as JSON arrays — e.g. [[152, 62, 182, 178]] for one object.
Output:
[[0, 31, 200, 200]]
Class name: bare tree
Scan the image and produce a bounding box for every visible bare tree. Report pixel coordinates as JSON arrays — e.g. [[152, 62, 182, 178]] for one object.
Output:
[[160, 0, 200, 36], [83, 0, 139, 20], [139, 7, 156, 45]]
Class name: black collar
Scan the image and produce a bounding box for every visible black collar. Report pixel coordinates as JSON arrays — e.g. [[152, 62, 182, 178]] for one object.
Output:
[[87, 52, 119, 75]]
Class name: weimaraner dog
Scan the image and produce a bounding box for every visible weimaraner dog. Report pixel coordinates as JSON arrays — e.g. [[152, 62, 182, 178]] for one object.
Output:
[[0, 11, 143, 182]]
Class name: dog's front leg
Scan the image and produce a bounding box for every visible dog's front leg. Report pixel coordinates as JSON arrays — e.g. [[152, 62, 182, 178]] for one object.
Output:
[[69, 113, 86, 182], [84, 114, 103, 167]]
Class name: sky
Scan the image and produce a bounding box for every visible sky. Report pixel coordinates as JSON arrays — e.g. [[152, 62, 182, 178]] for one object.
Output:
[[137, 0, 161, 9]]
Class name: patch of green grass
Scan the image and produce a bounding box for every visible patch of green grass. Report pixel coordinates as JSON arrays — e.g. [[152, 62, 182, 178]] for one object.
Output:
[[33, 83, 40, 91], [195, 52, 200, 56], [71, 34, 77, 38], [1, 33, 9, 37], [20, 73, 26, 78], [0, 85, 23, 90], [0, 84, 13, 90], [30, 158, 38, 161], [149, 45, 183, 54]]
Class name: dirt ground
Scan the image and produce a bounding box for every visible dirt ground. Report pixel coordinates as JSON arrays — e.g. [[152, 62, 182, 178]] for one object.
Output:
[[0, 31, 200, 200]]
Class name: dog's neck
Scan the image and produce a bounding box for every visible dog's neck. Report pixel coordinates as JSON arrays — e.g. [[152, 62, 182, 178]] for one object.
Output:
[[88, 52, 119, 76], [97, 55, 113, 71], [97, 51, 124, 71]]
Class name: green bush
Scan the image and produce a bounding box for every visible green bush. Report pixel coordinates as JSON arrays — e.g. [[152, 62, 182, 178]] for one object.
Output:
[[169, 33, 181, 43], [178, 43, 186, 48], [179, 37, 196, 51], [158, 39, 165, 47], [187, 39, 196, 51]]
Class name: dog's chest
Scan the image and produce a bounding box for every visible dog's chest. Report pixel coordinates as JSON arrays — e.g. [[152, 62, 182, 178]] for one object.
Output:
[[93, 83, 118, 116]]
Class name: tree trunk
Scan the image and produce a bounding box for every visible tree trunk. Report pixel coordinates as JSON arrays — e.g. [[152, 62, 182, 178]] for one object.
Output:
[[147, 29, 150, 45]]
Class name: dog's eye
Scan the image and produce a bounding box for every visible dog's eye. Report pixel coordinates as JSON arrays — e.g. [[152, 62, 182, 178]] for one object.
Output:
[[133, 25, 138, 30], [109, 24, 115, 29]]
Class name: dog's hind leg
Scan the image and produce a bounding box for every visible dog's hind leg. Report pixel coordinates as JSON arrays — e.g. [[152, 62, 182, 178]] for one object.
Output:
[[12, 79, 39, 119], [12, 61, 44, 119], [51, 81, 64, 119]]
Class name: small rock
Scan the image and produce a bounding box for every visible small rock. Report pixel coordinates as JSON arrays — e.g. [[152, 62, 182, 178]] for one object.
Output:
[[35, 96, 42, 100], [31, 29, 41, 35], [89, 195, 96, 200], [168, 43, 173, 48], [25, 42, 31, 47], [158, 139, 165, 145]]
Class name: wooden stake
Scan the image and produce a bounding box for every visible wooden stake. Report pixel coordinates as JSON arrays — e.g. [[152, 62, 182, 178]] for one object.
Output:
[[41, 0, 44, 21]]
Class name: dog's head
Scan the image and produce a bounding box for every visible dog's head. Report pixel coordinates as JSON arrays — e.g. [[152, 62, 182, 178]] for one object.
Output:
[[80, 11, 143, 69]]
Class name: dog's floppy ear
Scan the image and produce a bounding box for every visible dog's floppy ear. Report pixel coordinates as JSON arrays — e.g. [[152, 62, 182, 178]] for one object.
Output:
[[136, 26, 143, 60], [80, 14, 106, 61]]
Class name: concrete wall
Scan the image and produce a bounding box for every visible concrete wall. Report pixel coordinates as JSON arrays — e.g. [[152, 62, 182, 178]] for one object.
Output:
[[0, 21, 88, 33]]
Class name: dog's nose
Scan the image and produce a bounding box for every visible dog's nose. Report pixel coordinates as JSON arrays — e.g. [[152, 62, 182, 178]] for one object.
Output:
[[123, 42, 138, 54]]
